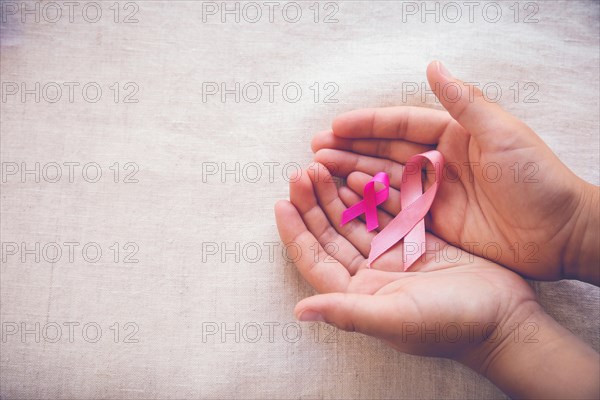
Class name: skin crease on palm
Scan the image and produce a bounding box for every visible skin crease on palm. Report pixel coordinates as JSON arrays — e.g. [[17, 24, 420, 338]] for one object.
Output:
[[274, 61, 599, 398]]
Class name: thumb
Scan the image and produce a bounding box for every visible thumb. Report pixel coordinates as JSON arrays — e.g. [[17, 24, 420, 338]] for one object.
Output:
[[294, 292, 401, 338], [426, 60, 533, 150]]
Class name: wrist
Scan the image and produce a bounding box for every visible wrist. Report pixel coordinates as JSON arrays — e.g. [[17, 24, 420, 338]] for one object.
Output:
[[459, 301, 599, 399], [562, 181, 599, 285], [455, 299, 543, 378]]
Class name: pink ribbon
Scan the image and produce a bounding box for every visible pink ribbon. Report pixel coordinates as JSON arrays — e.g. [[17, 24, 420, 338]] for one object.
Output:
[[340, 172, 389, 232], [340, 150, 444, 271]]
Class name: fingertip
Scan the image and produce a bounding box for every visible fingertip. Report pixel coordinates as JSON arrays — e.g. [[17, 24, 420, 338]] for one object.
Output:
[[296, 293, 369, 333], [274, 199, 298, 225], [290, 166, 311, 188], [295, 293, 339, 318], [311, 130, 333, 153], [274, 199, 291, 214], [331, 112, 346, 135], [310, 135, 320, 153], [313, 149, 327, 163], [347, 170, 370, 187], [293, 299, 311, 320], [313, 149, 329, 164], [289, 168, 315, 208], [426, 60, 453, 95], [295, 298, 326, 322], [274, 200, 302, 241], [426, 60, 438, 77], [332, 109, 361, 137], [337, 185, 353, 197], [306, 161, 332, 185], [305, 161, 319, 180]]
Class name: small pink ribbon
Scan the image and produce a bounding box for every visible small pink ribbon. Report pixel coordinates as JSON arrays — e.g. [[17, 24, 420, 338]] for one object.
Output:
[[340, 172, 389, 231], [340, 150, 444, 271]]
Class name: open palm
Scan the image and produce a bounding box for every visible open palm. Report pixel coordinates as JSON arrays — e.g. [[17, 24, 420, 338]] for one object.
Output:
[[274, 162, 538, 360], [310, 61, 592, 280]]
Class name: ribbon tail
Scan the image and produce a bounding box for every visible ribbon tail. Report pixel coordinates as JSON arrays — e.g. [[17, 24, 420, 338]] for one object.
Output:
[[363, 183, 378, 232], [367, 185, 437, 267], [340, 202, 366, 226], [403, 219, 426, 271]]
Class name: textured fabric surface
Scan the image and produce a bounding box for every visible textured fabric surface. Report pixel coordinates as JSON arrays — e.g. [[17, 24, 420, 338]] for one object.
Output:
[[1, 1, 598, 399]]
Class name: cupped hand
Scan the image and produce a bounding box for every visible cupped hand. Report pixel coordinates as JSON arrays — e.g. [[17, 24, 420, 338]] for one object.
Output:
[[274, 162, 539, 362], [311, 61, 598, 282]]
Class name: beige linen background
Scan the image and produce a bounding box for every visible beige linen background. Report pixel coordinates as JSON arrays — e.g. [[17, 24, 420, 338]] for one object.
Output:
[[1, 1, 598, 399]]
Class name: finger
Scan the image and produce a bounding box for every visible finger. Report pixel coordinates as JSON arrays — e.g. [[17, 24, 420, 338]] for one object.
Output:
[[294, 292, 418, 340], [426, 60, 536, 150], [314, 148, 405, 187], [311, 129, 433, 164], [346, 268, 420, 294], [274, 200, 350, 293], [308, 163, 374, 264], [290, 168, 367, 275], [331, 106, 455, 145]]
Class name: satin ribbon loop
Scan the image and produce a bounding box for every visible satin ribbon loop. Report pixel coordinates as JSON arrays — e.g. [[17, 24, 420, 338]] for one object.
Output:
[[339, 150, 444, 271], [367, 150, 444, 270], [340, 171, 390, 232]]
